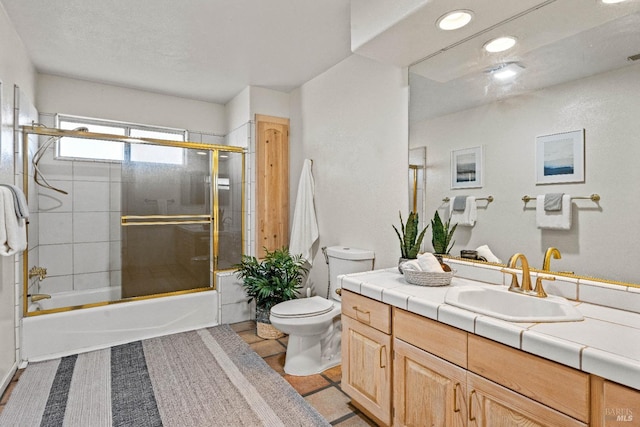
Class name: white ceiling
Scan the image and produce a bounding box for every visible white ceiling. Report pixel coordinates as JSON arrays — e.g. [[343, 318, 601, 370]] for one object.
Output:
[[4, 0, 639, 115], [0, 0, 352, 104], [408, 0, 640, 122]]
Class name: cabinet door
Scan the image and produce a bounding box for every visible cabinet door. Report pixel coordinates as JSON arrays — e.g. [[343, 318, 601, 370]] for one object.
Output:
[[467, 373, 587, 427], [591, 376, 640, 427], [256, 114, 289, 258], [341, 314, 392, 426], [394, 338, 467, 427]]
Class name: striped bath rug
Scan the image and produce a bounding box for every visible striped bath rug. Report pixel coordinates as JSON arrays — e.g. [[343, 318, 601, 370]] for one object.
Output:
[[0, 325, 330, 427]]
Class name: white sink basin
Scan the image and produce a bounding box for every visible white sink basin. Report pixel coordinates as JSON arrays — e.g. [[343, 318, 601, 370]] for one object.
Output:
[[444, 286, 584, 323]]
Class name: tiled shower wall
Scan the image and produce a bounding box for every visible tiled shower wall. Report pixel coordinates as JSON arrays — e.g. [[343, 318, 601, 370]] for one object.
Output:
[[30, 117, 242, 298], [31, 114, 122, 295]]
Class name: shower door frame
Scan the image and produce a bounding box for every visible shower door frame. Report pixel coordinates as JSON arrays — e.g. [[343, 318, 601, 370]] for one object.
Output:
[[21, 125, 245, 317]]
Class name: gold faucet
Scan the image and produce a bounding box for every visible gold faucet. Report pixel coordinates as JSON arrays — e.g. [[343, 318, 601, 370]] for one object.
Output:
[[28, 266, 47, 281], [543, 247, 561, 271], [503, 253, 555, 298], [507, 253, 532, 292], [29, 294, 51, 302]]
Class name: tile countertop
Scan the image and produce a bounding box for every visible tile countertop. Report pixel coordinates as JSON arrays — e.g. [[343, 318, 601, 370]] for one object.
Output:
[[338, 268, 640, 391]]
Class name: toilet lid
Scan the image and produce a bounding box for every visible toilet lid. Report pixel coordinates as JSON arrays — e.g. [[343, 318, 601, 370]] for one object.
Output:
[[271, 296, 335, 318]]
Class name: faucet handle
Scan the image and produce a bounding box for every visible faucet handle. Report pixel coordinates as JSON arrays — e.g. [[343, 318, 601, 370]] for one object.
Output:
[[534, 275, 555, 298], [501, 268, 520, 291]]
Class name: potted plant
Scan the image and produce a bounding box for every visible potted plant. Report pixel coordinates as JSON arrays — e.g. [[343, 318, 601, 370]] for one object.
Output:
[[431, 210, 458, 258], [392, 211, 429, 272], [234, 247, 308, 339]]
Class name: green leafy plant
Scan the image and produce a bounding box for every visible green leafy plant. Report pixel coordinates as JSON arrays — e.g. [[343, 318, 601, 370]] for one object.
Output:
[[233, 247, 308, 312], [393, 211, 429, 259], [431, 210, 457, 254]]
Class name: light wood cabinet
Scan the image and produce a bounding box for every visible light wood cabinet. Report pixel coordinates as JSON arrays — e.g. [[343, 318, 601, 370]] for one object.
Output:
[[467, 372, 586, 427], [341, 291, 392, 426], [591, 376, 640, 427], [255, 114, 289, 258], [394, 338, 467, 427], [342, 298, 637, 427], [468, 334, 590, 423]]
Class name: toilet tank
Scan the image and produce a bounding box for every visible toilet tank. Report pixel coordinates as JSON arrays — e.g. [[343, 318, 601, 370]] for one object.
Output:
[[326, 246, 375, 301]]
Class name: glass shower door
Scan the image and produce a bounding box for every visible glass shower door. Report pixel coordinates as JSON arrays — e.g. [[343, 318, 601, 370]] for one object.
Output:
[[120, 143, 212, 298]]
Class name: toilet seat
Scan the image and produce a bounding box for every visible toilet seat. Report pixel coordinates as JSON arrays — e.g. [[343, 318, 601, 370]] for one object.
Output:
[[271, 296, 335, 318]]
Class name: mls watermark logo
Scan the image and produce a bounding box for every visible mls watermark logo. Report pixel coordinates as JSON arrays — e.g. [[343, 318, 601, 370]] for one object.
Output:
[[605, 407, 634, 423]]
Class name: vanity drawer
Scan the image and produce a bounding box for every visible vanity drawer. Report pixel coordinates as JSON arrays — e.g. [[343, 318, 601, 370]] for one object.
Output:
[[393, 308, 467, 368], [468, 334, 590, 423], [342, 290, 391, 334]]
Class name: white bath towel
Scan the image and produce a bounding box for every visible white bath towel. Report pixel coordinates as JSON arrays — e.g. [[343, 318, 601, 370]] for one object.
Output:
[[449, 196, 477, 227], [536, 195, 572, 230], [289, 159, 319, 264], [0, 187, 28, 256], [0, 184, 29, 219]]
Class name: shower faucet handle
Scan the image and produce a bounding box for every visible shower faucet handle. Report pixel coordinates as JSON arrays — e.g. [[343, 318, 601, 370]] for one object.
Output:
[[28, 266, 47, 281]]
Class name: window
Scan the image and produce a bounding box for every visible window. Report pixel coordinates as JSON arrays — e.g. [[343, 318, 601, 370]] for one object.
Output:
[[56, 115, 187, 164]]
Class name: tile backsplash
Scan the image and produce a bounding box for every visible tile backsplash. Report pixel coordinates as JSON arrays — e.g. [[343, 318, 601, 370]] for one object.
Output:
[[449, 258, 640, 315]]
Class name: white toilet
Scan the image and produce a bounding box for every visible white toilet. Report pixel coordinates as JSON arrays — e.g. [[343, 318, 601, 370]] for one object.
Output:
[[269, 246, 375, 376]]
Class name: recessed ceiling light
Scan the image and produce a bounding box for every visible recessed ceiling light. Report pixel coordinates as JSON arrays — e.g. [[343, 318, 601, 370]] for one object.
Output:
[[437, 10, 473, 31], [484, 36, 517, 53], [601, 0, 627, 3], [489, 63, 525, 81]]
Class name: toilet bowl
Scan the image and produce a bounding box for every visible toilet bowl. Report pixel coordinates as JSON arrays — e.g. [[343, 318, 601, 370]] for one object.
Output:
[[269, 246, 375, 376]]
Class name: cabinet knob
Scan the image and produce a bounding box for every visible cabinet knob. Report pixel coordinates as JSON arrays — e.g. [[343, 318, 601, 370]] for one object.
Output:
[[335, 288, 342, 296]]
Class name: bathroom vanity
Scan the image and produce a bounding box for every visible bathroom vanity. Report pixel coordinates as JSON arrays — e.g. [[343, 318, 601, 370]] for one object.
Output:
[[340, 260, 640, 427]]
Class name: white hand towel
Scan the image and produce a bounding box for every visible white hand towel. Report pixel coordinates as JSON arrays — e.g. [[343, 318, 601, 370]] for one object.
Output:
[[289, 159, 319, 264], [449, 196, 477, 227], [536, 195, 572, 230], [417, 253, 444, 272], [401, 260, 421, 271], [476, 245, 501, 263], [0, 187, 27, 256]]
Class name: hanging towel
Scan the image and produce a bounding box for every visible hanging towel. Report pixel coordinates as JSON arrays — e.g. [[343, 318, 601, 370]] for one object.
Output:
[[289, 159, 319, 264], [452, 195, 468, 212], [544, 193, 564, 212], [449, 196, 477, 227], [536, 195, 572, 230], [0, 187, 28, 256], [0, 184, 29, 219]]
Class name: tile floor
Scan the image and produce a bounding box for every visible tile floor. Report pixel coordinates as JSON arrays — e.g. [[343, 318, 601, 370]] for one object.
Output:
[[230, 321, 377, 426], [0, 322, 377, 426]]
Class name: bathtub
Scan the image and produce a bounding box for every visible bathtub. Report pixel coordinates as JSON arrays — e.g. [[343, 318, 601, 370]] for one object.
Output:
[[22, 290, 219, 361], [29, 286, 123, 312]]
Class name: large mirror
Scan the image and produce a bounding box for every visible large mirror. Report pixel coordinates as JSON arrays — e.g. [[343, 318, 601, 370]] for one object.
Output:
[[409, 0, 640, 284]]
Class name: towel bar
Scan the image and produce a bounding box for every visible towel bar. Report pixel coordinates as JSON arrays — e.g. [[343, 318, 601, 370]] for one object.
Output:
[[522, 194, 600, 203], [443, 196, 494, 203]]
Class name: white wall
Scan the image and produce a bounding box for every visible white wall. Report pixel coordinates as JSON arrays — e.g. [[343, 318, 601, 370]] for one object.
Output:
[[0, 1, 37, 394], [412, 63, 640, 284], [291, 54, 408, 296], [37, 74, 227, 134]]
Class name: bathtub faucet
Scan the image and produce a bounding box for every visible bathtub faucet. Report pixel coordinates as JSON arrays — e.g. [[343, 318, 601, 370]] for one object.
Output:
[[29, 294, 51, 302], [28, 266, 47, 281]]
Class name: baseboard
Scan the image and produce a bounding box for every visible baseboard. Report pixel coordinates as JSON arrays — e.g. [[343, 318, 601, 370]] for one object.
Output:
[[0, 362, 18, 397]]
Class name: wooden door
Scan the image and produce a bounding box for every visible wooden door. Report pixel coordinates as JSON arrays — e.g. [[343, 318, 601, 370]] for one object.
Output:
[[467, 373, 587, 427], [256, 114, 289, 258], [341, 314, 392, 426], [394, 338, 467, 427]]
